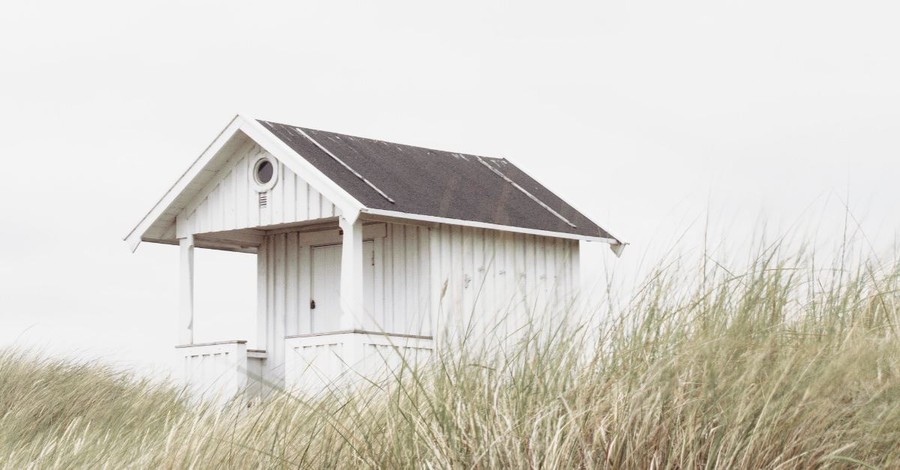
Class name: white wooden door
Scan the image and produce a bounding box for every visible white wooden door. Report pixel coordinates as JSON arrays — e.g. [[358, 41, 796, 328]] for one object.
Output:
[[310, 242, 375, 333], [311, 244, 341, 333]]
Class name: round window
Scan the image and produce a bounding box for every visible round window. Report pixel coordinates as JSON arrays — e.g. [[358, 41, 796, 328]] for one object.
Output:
[[254, 159, 274, 185]]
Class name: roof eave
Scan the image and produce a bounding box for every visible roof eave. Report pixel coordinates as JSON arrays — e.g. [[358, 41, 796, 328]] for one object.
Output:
[[358, 208, 620, 244]]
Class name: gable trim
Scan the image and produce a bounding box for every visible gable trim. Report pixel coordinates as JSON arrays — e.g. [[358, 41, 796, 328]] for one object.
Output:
[[124, 115, 365, 252]]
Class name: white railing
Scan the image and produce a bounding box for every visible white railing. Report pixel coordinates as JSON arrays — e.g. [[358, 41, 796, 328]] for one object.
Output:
[[284, 331, 433, 394], [176, 340, 267, 401]]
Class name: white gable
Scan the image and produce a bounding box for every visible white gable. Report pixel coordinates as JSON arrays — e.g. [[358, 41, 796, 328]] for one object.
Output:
[[125, 116, 363, 251], [178, 142, 341, 237]]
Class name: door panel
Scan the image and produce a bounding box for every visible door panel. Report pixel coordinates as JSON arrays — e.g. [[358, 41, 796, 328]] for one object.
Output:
[[311, 245, 341, 333], [310, 242, 375, 333]]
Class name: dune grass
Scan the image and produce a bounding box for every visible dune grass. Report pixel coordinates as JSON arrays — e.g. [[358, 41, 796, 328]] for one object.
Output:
[[1, 242, 898, 468]]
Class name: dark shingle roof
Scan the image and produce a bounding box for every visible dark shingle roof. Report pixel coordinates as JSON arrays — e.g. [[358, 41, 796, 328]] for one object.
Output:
[[258, 120, 615, 240]]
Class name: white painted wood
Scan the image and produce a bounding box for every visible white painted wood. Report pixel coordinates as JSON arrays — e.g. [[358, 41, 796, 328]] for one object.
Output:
[[311, 244, 342, 333], [126, 115, 365, 251], [473, 228, 485, 334], [524, 234, 535, 311], [284, 332, 433, 394], [298, 245, 312, 334], [239, 118, 364, 215], [126, 116, 245, 250], [429, 224, 580, 347], [461, 226, 474, 336], [272, 162, 285, 223], [286, 232, 299, 336], [179, 235, 195, 345], [417, 226, 431, 335], [483, 230, 496, 337], [572, 240, 581, 301], [449, 225, 463, 335], [194, 229, 264, 248], [359, 208, 620, 244], [139, 117, 600, 403], [256, 225, 391, 351], [260, 223, 428, 341], [383, 224, 395, 332], [283, 161, 296, 222], [390, 224, 404, 332], [428, 227, 442, 346], [309, 188, 322, 220], [373, 238, 385, 329], [174, 218, 579, 401], [362, 241, 377, 330], [272, 233, 287, 381], [176, 142, 343, 240], [176, 341, 256, 402], [339, 216, 364, 330], [404, 226, 418, 333], [256, 239, 268, 351]]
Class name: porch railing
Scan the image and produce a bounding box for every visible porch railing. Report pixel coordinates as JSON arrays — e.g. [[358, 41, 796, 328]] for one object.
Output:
[[284, 331, 434, 394], [175, 340, 266, 401]]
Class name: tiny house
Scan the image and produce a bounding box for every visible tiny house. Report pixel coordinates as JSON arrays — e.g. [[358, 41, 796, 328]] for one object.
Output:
[[126, 115, 622, 397]]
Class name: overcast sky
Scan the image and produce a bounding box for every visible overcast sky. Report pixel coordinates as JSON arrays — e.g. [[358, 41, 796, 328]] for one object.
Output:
[[1, 1, 898, 376]]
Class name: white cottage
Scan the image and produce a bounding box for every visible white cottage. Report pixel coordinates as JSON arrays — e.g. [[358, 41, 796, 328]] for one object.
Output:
[[126, 115, 622, 397]]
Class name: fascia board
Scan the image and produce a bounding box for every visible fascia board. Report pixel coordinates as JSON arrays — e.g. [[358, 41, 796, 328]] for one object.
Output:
[[123, 115, 243, 252], [359, 208, 620, 244]]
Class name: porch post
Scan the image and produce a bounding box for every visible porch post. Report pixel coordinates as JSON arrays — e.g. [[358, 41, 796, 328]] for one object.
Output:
[[339, 215, 364, 330], [178, 235, 195, 345], [256, 237, 269, 352]]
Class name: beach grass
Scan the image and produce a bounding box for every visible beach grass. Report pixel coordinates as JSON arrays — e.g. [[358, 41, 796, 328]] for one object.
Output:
[[1, 241, 898, 468]]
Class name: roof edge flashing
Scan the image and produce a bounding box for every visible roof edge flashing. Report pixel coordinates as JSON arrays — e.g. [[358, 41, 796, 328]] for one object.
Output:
[[359, 208, 619, 245]]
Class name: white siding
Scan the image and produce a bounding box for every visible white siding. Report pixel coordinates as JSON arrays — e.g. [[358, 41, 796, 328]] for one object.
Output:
[[177, 341, 250, 402], [372, 224, 432, 336], [430, 224, 580, 346], [259, 225, 432, 335], [311, 244, 343, 332], [179, 142, 340, 236], [257, 223, 433, 384], [284, 333, 433, 394], [249, 218, 579, 386]]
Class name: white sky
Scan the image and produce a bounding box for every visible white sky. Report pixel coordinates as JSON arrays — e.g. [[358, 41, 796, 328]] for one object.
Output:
[[1, 1, 898, 376]]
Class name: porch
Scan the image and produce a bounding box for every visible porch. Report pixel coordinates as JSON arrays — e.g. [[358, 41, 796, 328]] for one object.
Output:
[[175, 216, 434, 398], [176, 331, 433, 399]]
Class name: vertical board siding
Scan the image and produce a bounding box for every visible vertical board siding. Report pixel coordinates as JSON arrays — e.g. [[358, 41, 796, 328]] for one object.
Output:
[[182, 144, 339, 235], [256, 240, 268, 350], [258, 223, 435, 380], [249, 218, 580, 386], [179, 342, 249, 401], [285, 232, 299, 337], [372, 224, 432, 336], [298, 245, 312, 335], [284, 334, 434, 394], [430, 224, 580, 346], [286, 341, 345, 394]]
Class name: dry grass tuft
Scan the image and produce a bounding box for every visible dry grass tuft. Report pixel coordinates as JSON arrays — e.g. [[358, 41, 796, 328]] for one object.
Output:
[[1, 243, 898, 468]]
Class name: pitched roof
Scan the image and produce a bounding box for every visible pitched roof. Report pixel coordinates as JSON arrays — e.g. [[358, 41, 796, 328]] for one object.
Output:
[[258, 120, 618, 242], [125, 116, 622, 252]]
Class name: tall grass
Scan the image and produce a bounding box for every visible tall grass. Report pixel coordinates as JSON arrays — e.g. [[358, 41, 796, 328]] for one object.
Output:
[[1, 242, 898, 468]]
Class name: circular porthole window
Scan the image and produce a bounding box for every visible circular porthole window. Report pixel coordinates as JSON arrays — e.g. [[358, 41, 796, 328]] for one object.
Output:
[[255, 159, 274, 184], [251, 156, 278, 191]]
